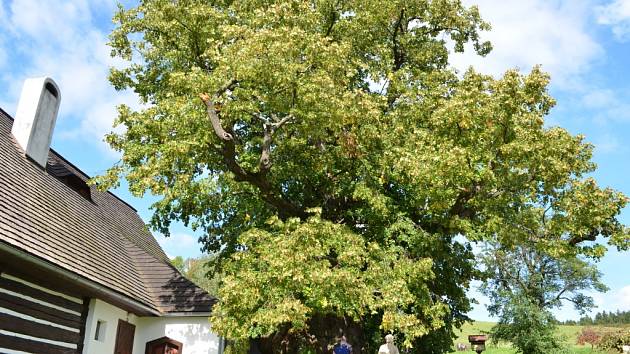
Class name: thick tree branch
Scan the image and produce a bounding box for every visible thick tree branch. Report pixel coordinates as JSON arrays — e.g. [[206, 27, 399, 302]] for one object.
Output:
[[260, 124, 273, 171], [568, 229, 599, 246], [450, 184, 480, 219], [200, 85, 304, 219], [199, 79, 238, 141], [259, 114, 293, 173], [385, 9, 407, 109], [216, 132, 307, 220], [392, 9, 406, 71], [323, 0, 342, 37]]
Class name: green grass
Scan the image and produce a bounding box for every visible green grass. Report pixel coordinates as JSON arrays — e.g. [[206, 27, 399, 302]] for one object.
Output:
[[451, 321, 611, 354]]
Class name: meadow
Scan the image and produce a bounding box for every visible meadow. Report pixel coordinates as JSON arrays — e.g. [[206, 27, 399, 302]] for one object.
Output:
[[452, 321, 614, 354]]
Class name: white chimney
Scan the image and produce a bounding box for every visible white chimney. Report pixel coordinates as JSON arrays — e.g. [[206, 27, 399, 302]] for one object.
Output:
[[12, 77, 61, 168]]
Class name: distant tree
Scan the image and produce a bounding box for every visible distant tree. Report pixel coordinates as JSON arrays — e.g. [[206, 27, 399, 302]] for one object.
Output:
[[491, 296, 565, 354], [483, 245, 608, 314], [170, 255, 221, 296], [184, 255, 222, 296], [578, 310, 630, 326], [578, 316, 595, 326], [171, 256, 186, 272], [577, 327, 601, 349], [481, 243, 608, 354]]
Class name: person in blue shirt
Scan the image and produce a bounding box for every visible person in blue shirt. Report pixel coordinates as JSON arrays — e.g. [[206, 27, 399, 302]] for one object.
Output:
[[333, 335, 353, 354]]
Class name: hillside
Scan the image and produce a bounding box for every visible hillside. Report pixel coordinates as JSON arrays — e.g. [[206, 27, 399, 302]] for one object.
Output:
[[452, 321, 620, 354]]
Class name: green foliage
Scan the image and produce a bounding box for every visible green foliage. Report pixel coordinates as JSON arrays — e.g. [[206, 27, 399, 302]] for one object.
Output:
[[491, 297, 567, 354], [574, 310, 630, 326], [170, 255, 186, 272], [223, 340, 250, 354], [212, 215, 446, 347], [597, 328, 630, 352], [481, 243, 607, 354], [100, 0, 630, 352], [182, 254, 222, 296], [481, 244, 608, 316]]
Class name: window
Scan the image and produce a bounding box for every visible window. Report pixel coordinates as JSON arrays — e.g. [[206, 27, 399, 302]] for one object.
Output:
[[95, 320, 107, 341]]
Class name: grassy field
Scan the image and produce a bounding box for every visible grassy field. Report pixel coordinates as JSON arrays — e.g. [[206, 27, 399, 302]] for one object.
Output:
[[451, 321, 610, 354]]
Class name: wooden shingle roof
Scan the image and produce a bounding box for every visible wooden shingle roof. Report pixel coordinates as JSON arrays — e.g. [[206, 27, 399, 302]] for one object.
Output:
[[0, 108, 215, 314]]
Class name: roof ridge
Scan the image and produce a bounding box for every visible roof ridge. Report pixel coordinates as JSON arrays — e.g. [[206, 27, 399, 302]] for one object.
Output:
[[0, 107, 214, 314], [0, 109, 168, 260], [0, 108, 138, 213]]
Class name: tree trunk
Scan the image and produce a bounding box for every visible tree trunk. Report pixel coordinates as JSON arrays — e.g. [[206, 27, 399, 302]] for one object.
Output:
[[253, 315, 368, 354]]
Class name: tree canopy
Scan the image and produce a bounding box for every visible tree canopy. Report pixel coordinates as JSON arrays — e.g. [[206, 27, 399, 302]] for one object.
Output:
[[480, 242, 608, 354], [99, 0, 630, 352]]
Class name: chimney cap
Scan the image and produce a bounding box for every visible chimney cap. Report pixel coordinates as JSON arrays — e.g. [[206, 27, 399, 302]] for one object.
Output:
[[12, 76, 62, 168]]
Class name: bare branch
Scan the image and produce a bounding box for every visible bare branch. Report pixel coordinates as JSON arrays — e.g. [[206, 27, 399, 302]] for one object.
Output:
[[199, 81, 305, 219], [200, 93, 233, 141], [199, 79, 239, 141], [260, 123, 273, 172], [271, 114, 294, 129], [259, 114, 294, 173], [568, 229, 599, 246], [545, 287, 570, 307]]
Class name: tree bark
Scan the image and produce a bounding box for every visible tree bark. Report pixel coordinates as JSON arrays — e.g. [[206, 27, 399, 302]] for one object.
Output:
[[200, 89, 306, 220], [253, 315, 368, 354]]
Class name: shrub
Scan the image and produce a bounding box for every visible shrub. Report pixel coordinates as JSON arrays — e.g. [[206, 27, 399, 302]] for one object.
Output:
[[223, 340, 250, 354], [597, 328, 630, 352], [577, 327, 601, 349], [491, 298, 568, 354]]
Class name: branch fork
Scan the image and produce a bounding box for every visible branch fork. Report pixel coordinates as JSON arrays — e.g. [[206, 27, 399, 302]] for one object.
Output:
[[199, 81, 304, 219]]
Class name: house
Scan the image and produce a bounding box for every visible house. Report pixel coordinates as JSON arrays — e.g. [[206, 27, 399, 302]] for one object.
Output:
[[0, 77, 224, 354]]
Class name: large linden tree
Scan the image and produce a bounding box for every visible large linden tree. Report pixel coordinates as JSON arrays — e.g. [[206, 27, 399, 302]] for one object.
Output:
[[99, 0, 629, 352]]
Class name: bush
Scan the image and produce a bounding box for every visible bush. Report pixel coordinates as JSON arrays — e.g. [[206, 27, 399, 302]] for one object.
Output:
[[597, 328, 630, 352], [577, 327, 601, 349], [491, 298, 568, 354], [223, 340, 250, 354]]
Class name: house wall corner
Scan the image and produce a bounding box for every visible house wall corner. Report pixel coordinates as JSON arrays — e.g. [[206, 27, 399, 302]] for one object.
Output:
[[81, 298, 137, 354], [133, 316, 222, 354]]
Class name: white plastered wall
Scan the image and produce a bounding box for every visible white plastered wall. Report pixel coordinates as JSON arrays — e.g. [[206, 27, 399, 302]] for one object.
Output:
[[82, 299, 138, 354], [133, 316, 221, 354]]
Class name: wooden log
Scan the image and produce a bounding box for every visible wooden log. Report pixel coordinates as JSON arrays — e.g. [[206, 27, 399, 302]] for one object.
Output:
[[0, 291, 82, 328], [0, 333, 77, 354], [0, 312, 80, 344], [0, 276, 82, 313]]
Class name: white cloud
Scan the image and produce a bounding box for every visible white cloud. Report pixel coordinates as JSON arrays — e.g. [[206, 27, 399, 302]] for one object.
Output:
[[596, 0, 630, 40], [0, 3, 7, 70], [450, 0, 601, 89], [579, 88, 630, 124], [583, 88, 618, 108], [1, 0, 138, 154], [9, 0, 92, 41], [592, 133, 624, 155], [155, 232, 200, 258], [615, 285, 630, 309], [591, 285, 630, 312]]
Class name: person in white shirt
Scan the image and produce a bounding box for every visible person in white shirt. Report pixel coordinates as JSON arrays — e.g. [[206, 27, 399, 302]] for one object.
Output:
[[378, 334, 399, 354]]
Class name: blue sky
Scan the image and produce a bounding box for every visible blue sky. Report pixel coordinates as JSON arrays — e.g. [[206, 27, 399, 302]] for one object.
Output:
[[0, 0, 628, 321]]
